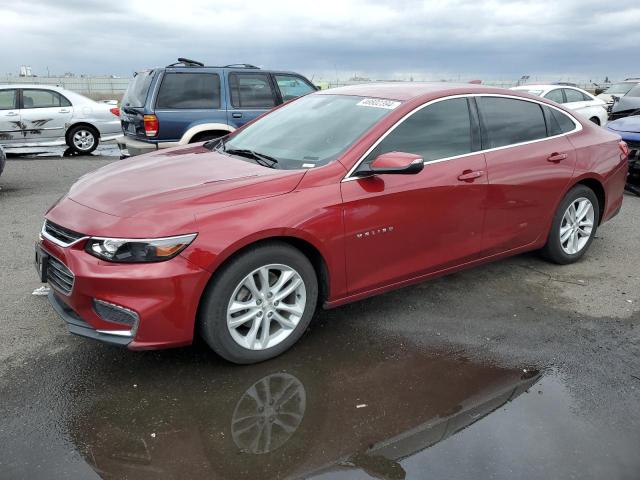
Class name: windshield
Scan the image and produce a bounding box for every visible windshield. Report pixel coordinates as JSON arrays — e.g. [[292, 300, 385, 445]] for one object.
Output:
[[122, 70, 154, 107], [222, 94, 397, 169], [604, 82, 635, 95]]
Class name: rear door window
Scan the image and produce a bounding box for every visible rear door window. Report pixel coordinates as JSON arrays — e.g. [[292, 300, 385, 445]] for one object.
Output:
[[274, 75, 315, 101], [155, 73, 221, 109], [364, 98, 473, 164], [564, 89, 588, 103], [229, 73, 277, 108], [0, 89, 17, 110], [544, 89, 564, 103], [21, 89, 71, 108], [478, 97, 547, 148]]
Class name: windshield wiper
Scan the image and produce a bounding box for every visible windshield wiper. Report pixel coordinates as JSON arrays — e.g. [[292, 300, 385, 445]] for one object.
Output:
[[204, 136, 226, 151], [224, 148, 279, 168]]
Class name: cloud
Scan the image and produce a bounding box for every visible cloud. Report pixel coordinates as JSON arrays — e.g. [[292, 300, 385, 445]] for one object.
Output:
[[1, 0, 639, 81]]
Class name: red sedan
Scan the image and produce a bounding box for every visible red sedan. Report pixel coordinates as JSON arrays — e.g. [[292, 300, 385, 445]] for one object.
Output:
[[37, 83, 628, 363]]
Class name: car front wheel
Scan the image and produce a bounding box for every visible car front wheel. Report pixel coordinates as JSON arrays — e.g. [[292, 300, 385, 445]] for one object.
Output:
[[541, 185, 599, 264], [199, 242, 318, 364], [67, 125, 99, 155]]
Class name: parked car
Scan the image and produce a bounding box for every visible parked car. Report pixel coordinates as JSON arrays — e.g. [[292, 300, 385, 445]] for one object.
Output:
[[0, 85, 121, 154], [37, 83, 628, 363], [0, 145, 5, 177], [607, 115, 640, 195], [596, 79, 640, 105], [116, 58, 318, 156], [511, 84, 608, 125], [608, 84, 640, 121]]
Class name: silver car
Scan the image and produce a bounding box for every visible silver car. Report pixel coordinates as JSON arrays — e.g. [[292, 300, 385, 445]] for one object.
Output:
[[0, 84, 121, 154]]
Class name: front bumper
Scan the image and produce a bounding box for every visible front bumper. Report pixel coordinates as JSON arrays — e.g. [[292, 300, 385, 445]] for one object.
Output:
[[39, 239, 211, 350]]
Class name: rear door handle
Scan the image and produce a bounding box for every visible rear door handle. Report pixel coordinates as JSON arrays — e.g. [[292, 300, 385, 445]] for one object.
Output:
[[547, 152, 568, 163], [5, 111, 18, 117], [457, 170, 485, 182], [232, 112, 243, 118], [59, 108, 70, 113]]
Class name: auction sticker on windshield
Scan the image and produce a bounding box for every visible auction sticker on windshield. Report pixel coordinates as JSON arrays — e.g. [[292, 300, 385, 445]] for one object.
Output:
[[356, 98, 402, 109]]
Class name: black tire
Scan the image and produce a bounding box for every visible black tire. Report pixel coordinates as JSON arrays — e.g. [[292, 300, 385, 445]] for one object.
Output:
[[541, 185, 600, 264], [199, 242, 318, 364], [66, 125, 99, 155], [589, 117, 600, 126]]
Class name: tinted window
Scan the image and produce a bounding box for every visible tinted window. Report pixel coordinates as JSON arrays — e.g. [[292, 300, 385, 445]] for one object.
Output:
[[550, 108, 576, 134], [544, 89, 564, 103], [564, 89, 588, 103], [230, 73, 277, 108], [123, 70, 154, 107], [275, 75, 315, 101], [156, 73, 220, 109], [0, 89, 17, 110], [364, 98, 472, 164], [22, 89, 71, 109], [479, 97, 546, 148]]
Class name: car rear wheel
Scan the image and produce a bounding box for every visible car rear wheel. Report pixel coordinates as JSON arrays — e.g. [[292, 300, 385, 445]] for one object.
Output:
[[541, 185, 599, 264], [199, 242, 318, 364], [67, 125, 99, 155]]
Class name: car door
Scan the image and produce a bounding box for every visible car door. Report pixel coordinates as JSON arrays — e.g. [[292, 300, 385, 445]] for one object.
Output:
[[227, 72, 278, 128], [477, 96, 577, 255], [341, 97, 489, 294], [0, 89, 22, 145], [20, 89, 73, 143]]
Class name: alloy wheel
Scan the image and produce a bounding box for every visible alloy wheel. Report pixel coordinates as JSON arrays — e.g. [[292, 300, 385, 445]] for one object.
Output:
[[72, 129, 95, 151], [560, 197, 594, 255], [226, 264, 306, 350]]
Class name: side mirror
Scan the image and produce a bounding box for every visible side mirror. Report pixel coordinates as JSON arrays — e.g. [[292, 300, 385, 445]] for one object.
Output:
[[356, 151, 424, 176]]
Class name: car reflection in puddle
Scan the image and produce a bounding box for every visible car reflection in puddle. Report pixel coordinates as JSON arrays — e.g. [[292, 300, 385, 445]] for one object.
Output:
[[68, 348, 540, 480]]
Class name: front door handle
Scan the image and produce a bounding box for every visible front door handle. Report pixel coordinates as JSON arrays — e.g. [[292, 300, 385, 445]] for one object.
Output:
[[232, 112, 243, 118], [5, 111, 18, 117], [457, 170, 485, 182], [547, 152, 568, 163]]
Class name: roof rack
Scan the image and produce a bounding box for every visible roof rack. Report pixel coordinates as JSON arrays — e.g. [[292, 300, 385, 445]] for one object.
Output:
[[223, 64, 260, 69], [166, 58, 205, 67]]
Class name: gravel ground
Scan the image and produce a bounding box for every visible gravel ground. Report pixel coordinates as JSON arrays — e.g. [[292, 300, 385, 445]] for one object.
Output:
[[0, 156, 639, 479]]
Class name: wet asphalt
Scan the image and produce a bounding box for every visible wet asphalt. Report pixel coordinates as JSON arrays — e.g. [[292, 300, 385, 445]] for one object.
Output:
[[0, 151, 639, 480]]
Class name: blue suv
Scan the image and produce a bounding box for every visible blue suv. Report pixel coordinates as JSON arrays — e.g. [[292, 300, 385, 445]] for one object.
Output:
[[117, 58, 317, 156]]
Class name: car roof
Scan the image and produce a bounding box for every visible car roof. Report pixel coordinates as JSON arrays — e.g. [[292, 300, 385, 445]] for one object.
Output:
[[512, 84, 583, 91], [317, 82, 516, 101], [0, 84, 67, 91]]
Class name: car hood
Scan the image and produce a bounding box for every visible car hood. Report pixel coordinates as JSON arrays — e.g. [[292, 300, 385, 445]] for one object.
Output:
[[67, 144, 306, 219], [606, 115, 640, 133]]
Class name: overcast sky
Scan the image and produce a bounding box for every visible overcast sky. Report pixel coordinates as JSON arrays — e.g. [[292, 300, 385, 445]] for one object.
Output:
[[2, 0, 639, 81]]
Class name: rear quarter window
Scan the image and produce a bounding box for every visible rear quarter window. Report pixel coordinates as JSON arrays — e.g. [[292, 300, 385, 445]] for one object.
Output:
[[478, 97, 547, 148], [156, 73, 221, 109]]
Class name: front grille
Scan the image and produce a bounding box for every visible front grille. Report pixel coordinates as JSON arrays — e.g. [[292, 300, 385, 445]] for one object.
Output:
[[47, 256, 74, 295], [44, 220, 85, 246]]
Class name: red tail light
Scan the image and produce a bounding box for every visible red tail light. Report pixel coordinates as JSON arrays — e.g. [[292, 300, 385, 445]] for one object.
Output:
[[619, 140, 629, 158], [109, 107, 120, 117], [143, 115, 159, 137]]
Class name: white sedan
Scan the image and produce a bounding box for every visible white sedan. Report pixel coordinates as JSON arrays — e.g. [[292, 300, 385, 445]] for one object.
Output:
[[510, 84, 608, 126], [0, 84, 121, 154]]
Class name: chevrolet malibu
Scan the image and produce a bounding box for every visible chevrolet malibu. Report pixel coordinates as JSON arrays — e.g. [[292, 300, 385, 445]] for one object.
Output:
[[36, 83, 628, 364]]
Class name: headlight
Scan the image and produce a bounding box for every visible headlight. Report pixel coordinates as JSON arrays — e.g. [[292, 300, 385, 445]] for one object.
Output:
[[85, 233, 197, 263]]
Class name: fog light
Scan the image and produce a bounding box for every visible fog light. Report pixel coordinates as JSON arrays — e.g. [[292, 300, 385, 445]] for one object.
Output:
[[93, 299, 139, 334]]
